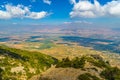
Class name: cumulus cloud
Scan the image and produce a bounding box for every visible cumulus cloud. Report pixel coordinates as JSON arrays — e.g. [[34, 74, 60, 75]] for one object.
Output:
[[0, 4, 48, 19], [70, 0, 76, 4], [43, 0, 51, 5], [26, 11, 48, 19], [70, 0, 120, 18], [0, 10, 11, 19]]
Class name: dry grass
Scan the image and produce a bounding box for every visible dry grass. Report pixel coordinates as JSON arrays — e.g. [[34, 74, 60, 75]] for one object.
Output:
[[39, 65, 104, 80]]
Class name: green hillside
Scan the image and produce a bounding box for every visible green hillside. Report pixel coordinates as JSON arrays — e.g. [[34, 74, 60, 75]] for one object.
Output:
[[40, 55, 120, 80], [0, 45, 58, 80], [0, 45, 120, 80]]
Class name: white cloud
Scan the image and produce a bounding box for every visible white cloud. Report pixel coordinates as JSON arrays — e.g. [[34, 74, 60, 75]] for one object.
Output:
[[30, 0, 52, 5], [0, 4, 49, 19], [5, 4, 29, 18], [43, 0, 51, 5], [26, 11, 48, 19], [70, 0, 120, 18], [70, 0, 76, 4], [0, 10, 11, 19]]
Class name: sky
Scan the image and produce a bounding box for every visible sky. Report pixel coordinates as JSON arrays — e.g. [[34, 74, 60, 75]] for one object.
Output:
[[0, 0, 120, 27]]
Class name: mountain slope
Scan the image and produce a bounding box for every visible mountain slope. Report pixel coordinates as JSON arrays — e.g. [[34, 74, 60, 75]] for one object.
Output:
[[39, 55, 120, 80], [0, 45, 120, 80], [0, 45, 58, 80]]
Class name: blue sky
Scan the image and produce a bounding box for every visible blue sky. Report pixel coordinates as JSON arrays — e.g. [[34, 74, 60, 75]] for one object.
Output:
[[0, 0, 120, 27]]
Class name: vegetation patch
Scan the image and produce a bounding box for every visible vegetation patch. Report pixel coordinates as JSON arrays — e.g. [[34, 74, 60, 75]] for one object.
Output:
[[56, 57, 86, 68], [78, 73, 100, 80], [0, 45, 58, 80], [100, 67, 120, 80]]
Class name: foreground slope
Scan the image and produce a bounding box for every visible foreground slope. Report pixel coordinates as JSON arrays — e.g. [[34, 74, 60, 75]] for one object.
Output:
[[0, 46, 58, 80], [40, 55, 120, 80], [0, 45, 120, 80]]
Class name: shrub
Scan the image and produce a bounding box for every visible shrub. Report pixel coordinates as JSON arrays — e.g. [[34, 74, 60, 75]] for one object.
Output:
[[86, 56, 110, 68], [56, 57, 71, 68], [78, 73, 100, 80], [72, 57, 85, 68], [56, 57, 86, 69], [100, 67, 120, 80]]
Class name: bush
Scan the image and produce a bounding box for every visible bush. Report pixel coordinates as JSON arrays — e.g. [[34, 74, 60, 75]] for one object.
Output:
[[56, 57, 86, 69], [100, 67, 120, 80], [86, 56, 110, 68], [78, 73, 100, 80], [72, 57, 85, 68], [56, 57, 71, 68]]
